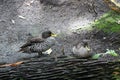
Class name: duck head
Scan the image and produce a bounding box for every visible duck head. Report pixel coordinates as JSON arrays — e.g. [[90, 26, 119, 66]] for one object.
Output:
[[82, 40, 90, 51], [42, 30, 57, 39]]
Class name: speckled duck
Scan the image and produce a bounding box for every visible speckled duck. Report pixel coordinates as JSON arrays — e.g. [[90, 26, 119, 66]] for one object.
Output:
[[18, 30, 57, 56]]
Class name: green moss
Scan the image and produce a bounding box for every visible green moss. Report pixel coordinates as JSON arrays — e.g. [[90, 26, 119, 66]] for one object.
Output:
[[112, 65, 120, 80], [93, 11, 120, 33], [112, 74, 120, 80]]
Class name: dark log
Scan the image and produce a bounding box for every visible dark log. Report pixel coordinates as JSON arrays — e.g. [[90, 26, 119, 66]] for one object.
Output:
[[0, 56, 120, 80]]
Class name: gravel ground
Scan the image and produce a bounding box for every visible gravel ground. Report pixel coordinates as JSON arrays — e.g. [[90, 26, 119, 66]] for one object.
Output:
[[0, 0, 110, 64]]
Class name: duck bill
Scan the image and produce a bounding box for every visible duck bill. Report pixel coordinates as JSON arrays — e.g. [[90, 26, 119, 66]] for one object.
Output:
[[51, 33, 57, 37], [86, 46, 91, 51]]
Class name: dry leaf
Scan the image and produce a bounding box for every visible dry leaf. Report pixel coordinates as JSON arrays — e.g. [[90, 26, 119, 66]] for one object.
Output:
[[11, 19, 15, 24], [113, 71, 120, 75], [10, 61, 24, 67], [0, 61, 24, 67], [0, 64, 11, 67], [25, 3, 31, 6], [18, 15, 26, 19], [25, 0, 34, 6]]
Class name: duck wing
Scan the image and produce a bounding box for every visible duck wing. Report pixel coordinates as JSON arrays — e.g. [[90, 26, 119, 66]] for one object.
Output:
[[18, 37, 44, 52]]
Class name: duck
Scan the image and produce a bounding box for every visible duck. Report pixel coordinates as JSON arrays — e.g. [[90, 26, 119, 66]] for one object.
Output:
[[72, 40, 92, 58], [18, 30, 57, 56]]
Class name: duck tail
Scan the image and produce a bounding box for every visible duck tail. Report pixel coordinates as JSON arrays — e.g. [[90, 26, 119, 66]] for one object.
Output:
[[18, 48, 23, 52]]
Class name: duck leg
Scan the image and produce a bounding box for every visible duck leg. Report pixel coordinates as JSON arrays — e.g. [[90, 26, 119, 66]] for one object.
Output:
[[38, 52, 43, 57]]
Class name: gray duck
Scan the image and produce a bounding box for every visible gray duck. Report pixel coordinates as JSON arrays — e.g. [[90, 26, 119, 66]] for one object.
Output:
[[72, 40, 92, 58]]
